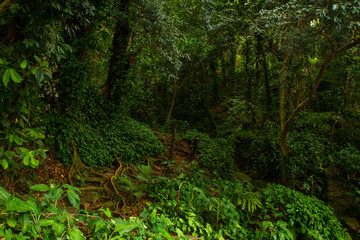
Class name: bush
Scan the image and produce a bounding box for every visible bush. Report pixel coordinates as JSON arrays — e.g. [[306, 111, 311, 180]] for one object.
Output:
[[148, 173, 350, 239], [184, 129, 237, 178], [232, 124, 280, 179], [258, 184, 351, 240], [47, 112, 165, 167]]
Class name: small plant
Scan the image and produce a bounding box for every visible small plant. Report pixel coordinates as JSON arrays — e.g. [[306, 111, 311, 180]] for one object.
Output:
[[0, 184, 191, 239], [115, 165, 155, 202]]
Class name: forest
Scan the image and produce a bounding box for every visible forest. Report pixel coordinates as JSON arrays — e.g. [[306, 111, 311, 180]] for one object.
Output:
[[0, 0, 359, 239]]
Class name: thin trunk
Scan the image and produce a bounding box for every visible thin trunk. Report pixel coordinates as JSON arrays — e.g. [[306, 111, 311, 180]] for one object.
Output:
[[169, 124, 177, 161], [166, 82, 178, 121], [279, 55, 291, 185], [244, 38, 252, 102], [166, 77, 187, 121], [261, 42, 271, 111]]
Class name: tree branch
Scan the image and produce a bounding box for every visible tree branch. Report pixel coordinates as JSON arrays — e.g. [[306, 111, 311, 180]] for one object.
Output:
[[281, 37, 360, 144], [0, 0, 11, 15]]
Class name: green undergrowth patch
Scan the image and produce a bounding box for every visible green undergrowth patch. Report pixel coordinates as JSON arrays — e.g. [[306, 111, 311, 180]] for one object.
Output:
[[147, 172, 351, 239], [184, 129, 237, 178], [0, 184, 193, 240], [47, 111, 165, 167], [0, 166, 351, 239]]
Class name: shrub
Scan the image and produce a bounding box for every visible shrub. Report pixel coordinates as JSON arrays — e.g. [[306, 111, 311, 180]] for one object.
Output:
[[47, 112, 165, 167], [259, 184, 351, 240], [184, 129, 237, 178]]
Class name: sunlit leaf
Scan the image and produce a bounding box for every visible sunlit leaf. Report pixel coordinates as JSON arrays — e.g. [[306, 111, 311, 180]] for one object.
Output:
[[20, 60, 27, 69], [0, 187, 11, 201], [30, 184, 50, 192], [2, 69, 10, 86], [52, 222, 66, 237], [9, 69, 22, 83], [113, 223, 139, 235], [68, 227, 85, 240], [2, 159, 8, 169]]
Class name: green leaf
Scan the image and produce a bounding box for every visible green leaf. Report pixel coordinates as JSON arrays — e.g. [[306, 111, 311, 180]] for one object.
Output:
[[41, 60, 49, 68], [31, 67, 37, 75], [0, 187, 10, 201], [52, 222, 66, 237], [6, 198, 32, 213], [39, 219, 54, 227], [68, 228, 85, 240], [2, 69, 10, 86], [2, 159, 8, 169], [35, 68, 44, 82], [94, 220, 106, 233], [20, 60, 27, 69], [34, 55, 41, 64], [39, 149, 46, 159], [23, 154, 30, 166], [66, 189, 80, 210], [9, 69, 22, 83], [30, 155, 39, 168], [113, 223, 139, 235], [6, 218, 17, 228], [99, 208, 112, 218], [30, 184, 50, 192]]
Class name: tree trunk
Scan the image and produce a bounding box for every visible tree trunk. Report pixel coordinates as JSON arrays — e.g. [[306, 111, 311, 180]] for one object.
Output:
[[279, 55, 290, 185], [102, 0, 130, 98], [260, 40, 271, 112], [166, 82, 178, 121]]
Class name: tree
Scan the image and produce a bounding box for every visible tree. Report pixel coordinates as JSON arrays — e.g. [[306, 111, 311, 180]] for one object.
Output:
[[255, 0, 360, 184]]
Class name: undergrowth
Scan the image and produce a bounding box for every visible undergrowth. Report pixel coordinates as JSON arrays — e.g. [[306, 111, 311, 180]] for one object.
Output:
[[184, 129, 237, 178], [0, 166, 350, 239], [47, 112, 164, 167]]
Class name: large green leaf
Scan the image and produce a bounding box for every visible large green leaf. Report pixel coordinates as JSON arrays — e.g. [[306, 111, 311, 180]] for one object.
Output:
[[2, 69, 10, 86], [0, 187, 11, 201], [1, 159, 8, 170], [52, 222, 66, 237], [66, 189, 80, 210], [113, 223, 139, 235], [39, 219, 54, 227], [94, 220, 106, 233], [68, 228, 85, 240], [9, 69, 22, 83], [6, 198, 32, 213], [23, 154, 30, 166], [6, 218, 17, 228], [30, 184, 50, 192]]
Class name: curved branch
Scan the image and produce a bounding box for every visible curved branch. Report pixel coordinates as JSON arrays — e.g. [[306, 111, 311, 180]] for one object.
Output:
[[280, 37, 360, 148]]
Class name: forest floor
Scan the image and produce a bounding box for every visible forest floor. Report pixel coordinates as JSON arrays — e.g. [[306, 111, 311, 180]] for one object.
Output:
[[1, 132, 202, 220], [1, 133, 359, 237]]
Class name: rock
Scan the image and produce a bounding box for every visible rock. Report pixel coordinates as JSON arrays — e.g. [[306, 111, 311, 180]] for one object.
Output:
[[233, 172, 252, 182]]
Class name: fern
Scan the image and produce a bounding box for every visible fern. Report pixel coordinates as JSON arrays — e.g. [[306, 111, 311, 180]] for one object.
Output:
[[236, 191, 262, 212]]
